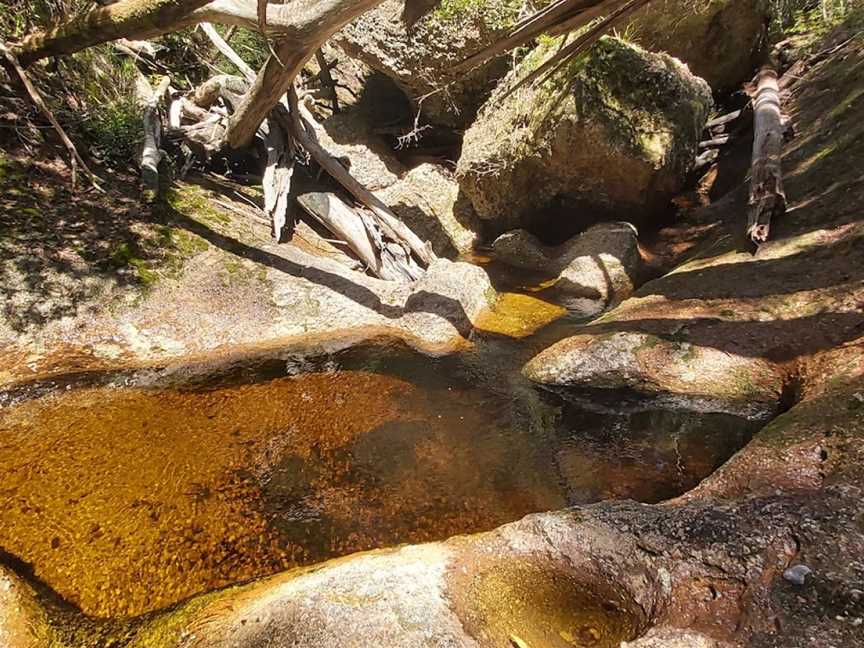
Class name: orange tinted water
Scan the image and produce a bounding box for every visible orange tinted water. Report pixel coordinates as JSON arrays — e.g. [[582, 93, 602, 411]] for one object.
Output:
[[0, 345, 756, 618]]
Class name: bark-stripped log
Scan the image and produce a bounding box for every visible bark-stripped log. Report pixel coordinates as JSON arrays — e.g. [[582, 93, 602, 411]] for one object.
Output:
[[136, 73, 170, 201], [263, 120, 294, 241], [297, 192, 420, 281], [285, 89, 435, 267], [199, 22, 255, 81], [224, 0, 385, 149], [748, 65, 786, 246]]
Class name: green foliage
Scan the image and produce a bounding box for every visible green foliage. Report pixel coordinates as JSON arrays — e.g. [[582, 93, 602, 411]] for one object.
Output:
[[771, 0, 851, 34], [431, 0, 527, 29], [80, 95, 142, 166]]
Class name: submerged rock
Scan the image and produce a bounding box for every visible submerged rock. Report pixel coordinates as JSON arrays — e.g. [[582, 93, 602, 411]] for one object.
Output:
[[334, 0, 535, 129], [376, 163, 481, 256], [627, 0, 771, 93], [457, 37, 713, 231]]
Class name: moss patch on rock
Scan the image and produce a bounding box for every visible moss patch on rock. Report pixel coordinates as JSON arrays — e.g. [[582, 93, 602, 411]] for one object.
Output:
[[457, 36, 712, 230]]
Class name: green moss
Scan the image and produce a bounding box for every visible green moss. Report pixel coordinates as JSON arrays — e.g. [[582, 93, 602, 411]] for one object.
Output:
[[167, 186, 231, 227], [431, 0, 525, 28]]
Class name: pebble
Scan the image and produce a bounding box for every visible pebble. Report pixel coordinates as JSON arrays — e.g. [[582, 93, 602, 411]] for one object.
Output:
[[783, 564, 813, 585]]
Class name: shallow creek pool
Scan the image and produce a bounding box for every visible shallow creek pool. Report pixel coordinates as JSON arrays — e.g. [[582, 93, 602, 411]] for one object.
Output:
[[0, 335, 759, 620]]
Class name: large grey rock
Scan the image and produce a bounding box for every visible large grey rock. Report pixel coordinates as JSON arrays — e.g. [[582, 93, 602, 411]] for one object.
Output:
[[555, 222, 644, 317], [457, 37, 713, 231], [377, 163, 481, 257], [627, 0, 771, 93], [334, 0, 535, 129]]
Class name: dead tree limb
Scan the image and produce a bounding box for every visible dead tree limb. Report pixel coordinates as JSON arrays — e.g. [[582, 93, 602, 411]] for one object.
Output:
[[263, 120, 295, 241], [12, 0, 213, 66], [298, 192, 421, 281], [223, 0, 385, 149], [315, 49, 340, 114], [199, 22, 255, 81], [0, 42, 102, 191], [748, 65, 786, 246], [136, 73, 171, 201]]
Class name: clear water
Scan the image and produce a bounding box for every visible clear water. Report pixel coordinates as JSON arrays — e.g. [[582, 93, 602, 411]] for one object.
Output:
[[0, 340, 758, 619]]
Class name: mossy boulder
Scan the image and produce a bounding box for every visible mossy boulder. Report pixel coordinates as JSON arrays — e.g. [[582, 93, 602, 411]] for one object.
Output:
[[456, 37, 713, 230], [628, 0, 771, 93], [334, 0, 536, 129]]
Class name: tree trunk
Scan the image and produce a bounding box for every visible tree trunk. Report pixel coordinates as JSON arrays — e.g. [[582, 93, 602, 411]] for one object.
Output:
[[13, 0, 212, 66], [223, 0, 385, 150], [748, 65, 786, 246]]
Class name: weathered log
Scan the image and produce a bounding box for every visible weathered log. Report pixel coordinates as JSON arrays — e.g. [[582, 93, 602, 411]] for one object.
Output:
[[199, 22, 255, 81], [12, 0, 213, 66], [221, 0, 386, 150], [262, 120, 295, 241], [135, 73, 171, 201], [315, 49, 340, 114], [707, 109, 743, 130], [297, 192, 419, 281], [699, 135, 731, 149], [748, 65, 786, 246], [0, 42, 102, 191], [190, 74, 248, 110], [693, 148, 719, 174]]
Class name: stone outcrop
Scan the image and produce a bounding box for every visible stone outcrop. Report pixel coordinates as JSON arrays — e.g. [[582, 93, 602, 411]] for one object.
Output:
[[523, 24, 864, 418], [334, 0, 535, 129], [457, 37, 713, 231], [627, 0, 771, 93], [376, 163, 481, 256]]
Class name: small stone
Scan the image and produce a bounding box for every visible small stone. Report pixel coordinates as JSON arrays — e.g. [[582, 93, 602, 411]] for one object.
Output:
[[783, 564, 813, 585]]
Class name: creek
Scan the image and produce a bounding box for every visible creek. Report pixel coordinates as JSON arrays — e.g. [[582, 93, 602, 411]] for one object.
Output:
[[0, 266, 760, 619]]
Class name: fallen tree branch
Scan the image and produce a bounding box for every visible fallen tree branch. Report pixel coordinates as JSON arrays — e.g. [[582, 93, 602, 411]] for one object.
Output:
[[199, 21, 255, 81], [0, 42, 103, 191], [12, 0, 214, 66], [748, 64, 786, 246], [297, 191, 418, 281], [262, 119, 295, 241]]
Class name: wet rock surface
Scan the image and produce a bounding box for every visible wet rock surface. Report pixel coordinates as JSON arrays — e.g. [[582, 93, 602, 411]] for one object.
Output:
[[492, 222, 645, 318], [457, 37, 712, 231]]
